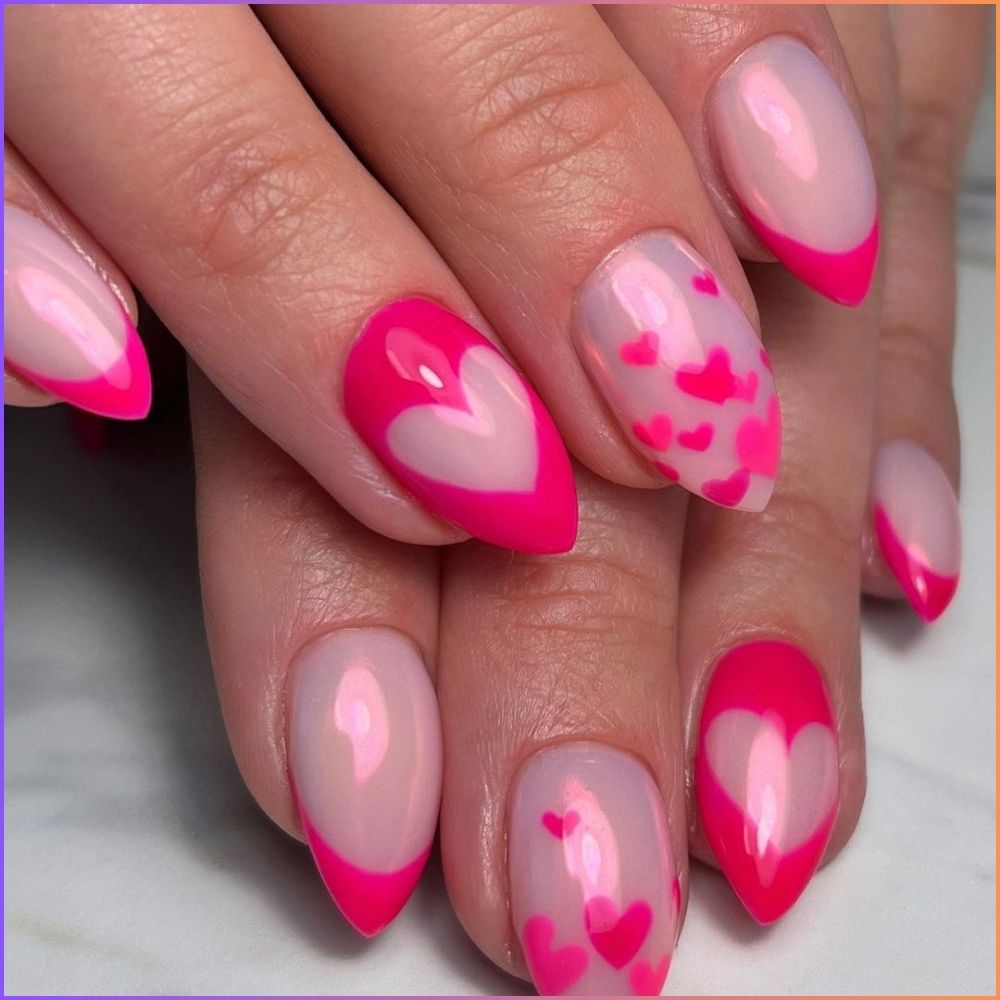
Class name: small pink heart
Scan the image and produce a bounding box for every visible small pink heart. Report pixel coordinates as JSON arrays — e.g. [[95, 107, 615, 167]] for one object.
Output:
[[675, 347, 736, 404], [523, 914, 588, 995], [760, 347, 773, 372], [654, 461, 680, 483], [584, 896, 652, 970], [541, 810, 580, 840], [629, 955, 672, 996], [701, 467, 750, 508], [691, 270, 719, 296], [620, 331, 659, 366], [736, 396, 781, 478], [632, 413, 672, 452], [677, 422, 713, 451], [733, 369, 759, 404]]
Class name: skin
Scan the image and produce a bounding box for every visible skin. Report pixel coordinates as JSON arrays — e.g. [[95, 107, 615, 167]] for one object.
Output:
[[4, 3, 987, 988]]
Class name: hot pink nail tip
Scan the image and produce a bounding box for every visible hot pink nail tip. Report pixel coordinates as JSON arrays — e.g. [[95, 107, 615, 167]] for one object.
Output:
[[4, 203, 152, 419], [289, 629, 442, 936], [343, 298, 577, 553], [301, 809, 431, 937], [711, 36, 879, 306], [575, 231, 779, 512], [696, 641, 839, 924], [872, 439, 961, 623], [510, 743, 679, 995]]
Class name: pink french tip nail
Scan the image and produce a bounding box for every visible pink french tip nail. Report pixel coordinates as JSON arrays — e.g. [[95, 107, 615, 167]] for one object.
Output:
[[574, 231, 779, 512], [709, 36, 879, 307], [343, 297, 577, 554], [3, 204, 152, 420], [289, 629, 442, 937], [509, 743, 679, 996], [872, 439, 961, 623], [696, 641, 839, 924]]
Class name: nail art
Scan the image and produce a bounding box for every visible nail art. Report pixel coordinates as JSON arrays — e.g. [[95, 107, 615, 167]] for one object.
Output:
[[872, 439, 961, 622], [509, 743, 679, 996], [3, 204, 151, 419], [344, 298, 577, 553], [289, 629, 442, 937], [696, 641, 839, 924], [709, 36, 879, 306], [574, 231, 779, 512]]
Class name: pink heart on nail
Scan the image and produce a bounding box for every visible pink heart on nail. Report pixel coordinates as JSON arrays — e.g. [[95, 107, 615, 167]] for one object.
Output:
[[677, 422, 714, 451], [691, 270, 719, 296], [584, 896, 652, 970], [736, 396, 781, 478], [629, 955, 672, 996], [701, 467, 750, 508], [619, 331, 659, 366], [632, 413, 673, 452], [523, 914, 588, 995], [541, 809, 580, 840]]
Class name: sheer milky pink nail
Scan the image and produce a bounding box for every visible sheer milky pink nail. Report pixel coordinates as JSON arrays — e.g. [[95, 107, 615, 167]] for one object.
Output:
[[289, 629, 442, 937], [710, 36, 879, 306], [574, 231, 779, 512], [872, 439, 961, 622], [3, 204, 151, 419], [509, 743, 679, 996], [344, 297, 577, 553], [696, 641, 839, 924]]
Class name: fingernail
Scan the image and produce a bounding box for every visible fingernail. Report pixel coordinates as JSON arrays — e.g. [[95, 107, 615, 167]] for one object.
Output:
[[696, 640, 839, 924], [709, 36, 879, 307], [288, 628, 442, 937], [509, 743, 679, 996], [344, 297, 577, 553], [3, 204, 151, 419], [872, 439, 961, 622], [574, 230, 779, 512]]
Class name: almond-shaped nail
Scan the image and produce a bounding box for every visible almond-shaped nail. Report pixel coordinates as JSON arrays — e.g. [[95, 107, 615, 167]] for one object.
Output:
[[574, 231, 779, 512], [289, 628, 442, 937], [509, 743, 679, 996], [3, 204, 151, 419], [696, 641, 838, 924], [872, 439, 961, 622], [710, 36, 879, 307], [344, 297, 577, 553]]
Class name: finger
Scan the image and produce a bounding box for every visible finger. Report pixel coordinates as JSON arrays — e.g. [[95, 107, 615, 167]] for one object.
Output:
[[862, 6, 988, 622], [437, 469, 687, 994], [4, 4, 576, 552], [600, 5, 880, 306], [260, 4, 781, 513], [190, 367, 442, 936], [4, 140, 150, 418]]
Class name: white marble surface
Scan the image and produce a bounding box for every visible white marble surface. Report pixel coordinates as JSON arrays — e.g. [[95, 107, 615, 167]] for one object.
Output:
[[5, 84, 997, 1000]]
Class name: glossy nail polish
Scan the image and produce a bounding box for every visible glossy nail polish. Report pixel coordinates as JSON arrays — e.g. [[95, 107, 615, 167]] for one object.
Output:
[[574, 231, 779, 512], [344, 298, 577, 553], [3, 204, 151, 419], [872, 439, 961, 622], [509, 743, 679, 996], [710, 36, 879, 306], [696, 641, 839, 924], [289, 629, 442, 937]]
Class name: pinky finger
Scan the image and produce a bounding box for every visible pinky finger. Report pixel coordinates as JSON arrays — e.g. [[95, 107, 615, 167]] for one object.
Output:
[[863, 7, 989, 622], [3, 140, 151, 419]]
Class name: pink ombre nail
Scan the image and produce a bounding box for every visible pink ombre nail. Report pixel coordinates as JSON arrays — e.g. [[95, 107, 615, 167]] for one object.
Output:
[[696, 641, 839, 924], [3, 204, 151, 419], [289, 629, 442, 937], [709, 36, 879, 307], [509, 743, 679, 996], [872, 439, 961, 622], [574, 231, 779, 512], [343, 298, 577, 553]]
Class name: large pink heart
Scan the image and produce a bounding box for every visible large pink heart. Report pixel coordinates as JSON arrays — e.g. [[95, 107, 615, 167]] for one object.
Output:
[[584, 896, 652, 970], [736, 395, 781, 478], [522, 914, 588, 995], [705, 709, 838, 853], [386, 346, 538, 492]]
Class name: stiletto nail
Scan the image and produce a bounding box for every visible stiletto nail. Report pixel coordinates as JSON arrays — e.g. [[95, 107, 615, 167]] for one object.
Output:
[[709, 36, 879, 306], [872, 439, 961, 622], [574, 230, 779, 512], [696, 641, 838, 924], [509, 743, 679, 996], [3, 204, 151, 419], [289, 629, 442, 937], [344, 297, 577, 553]]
